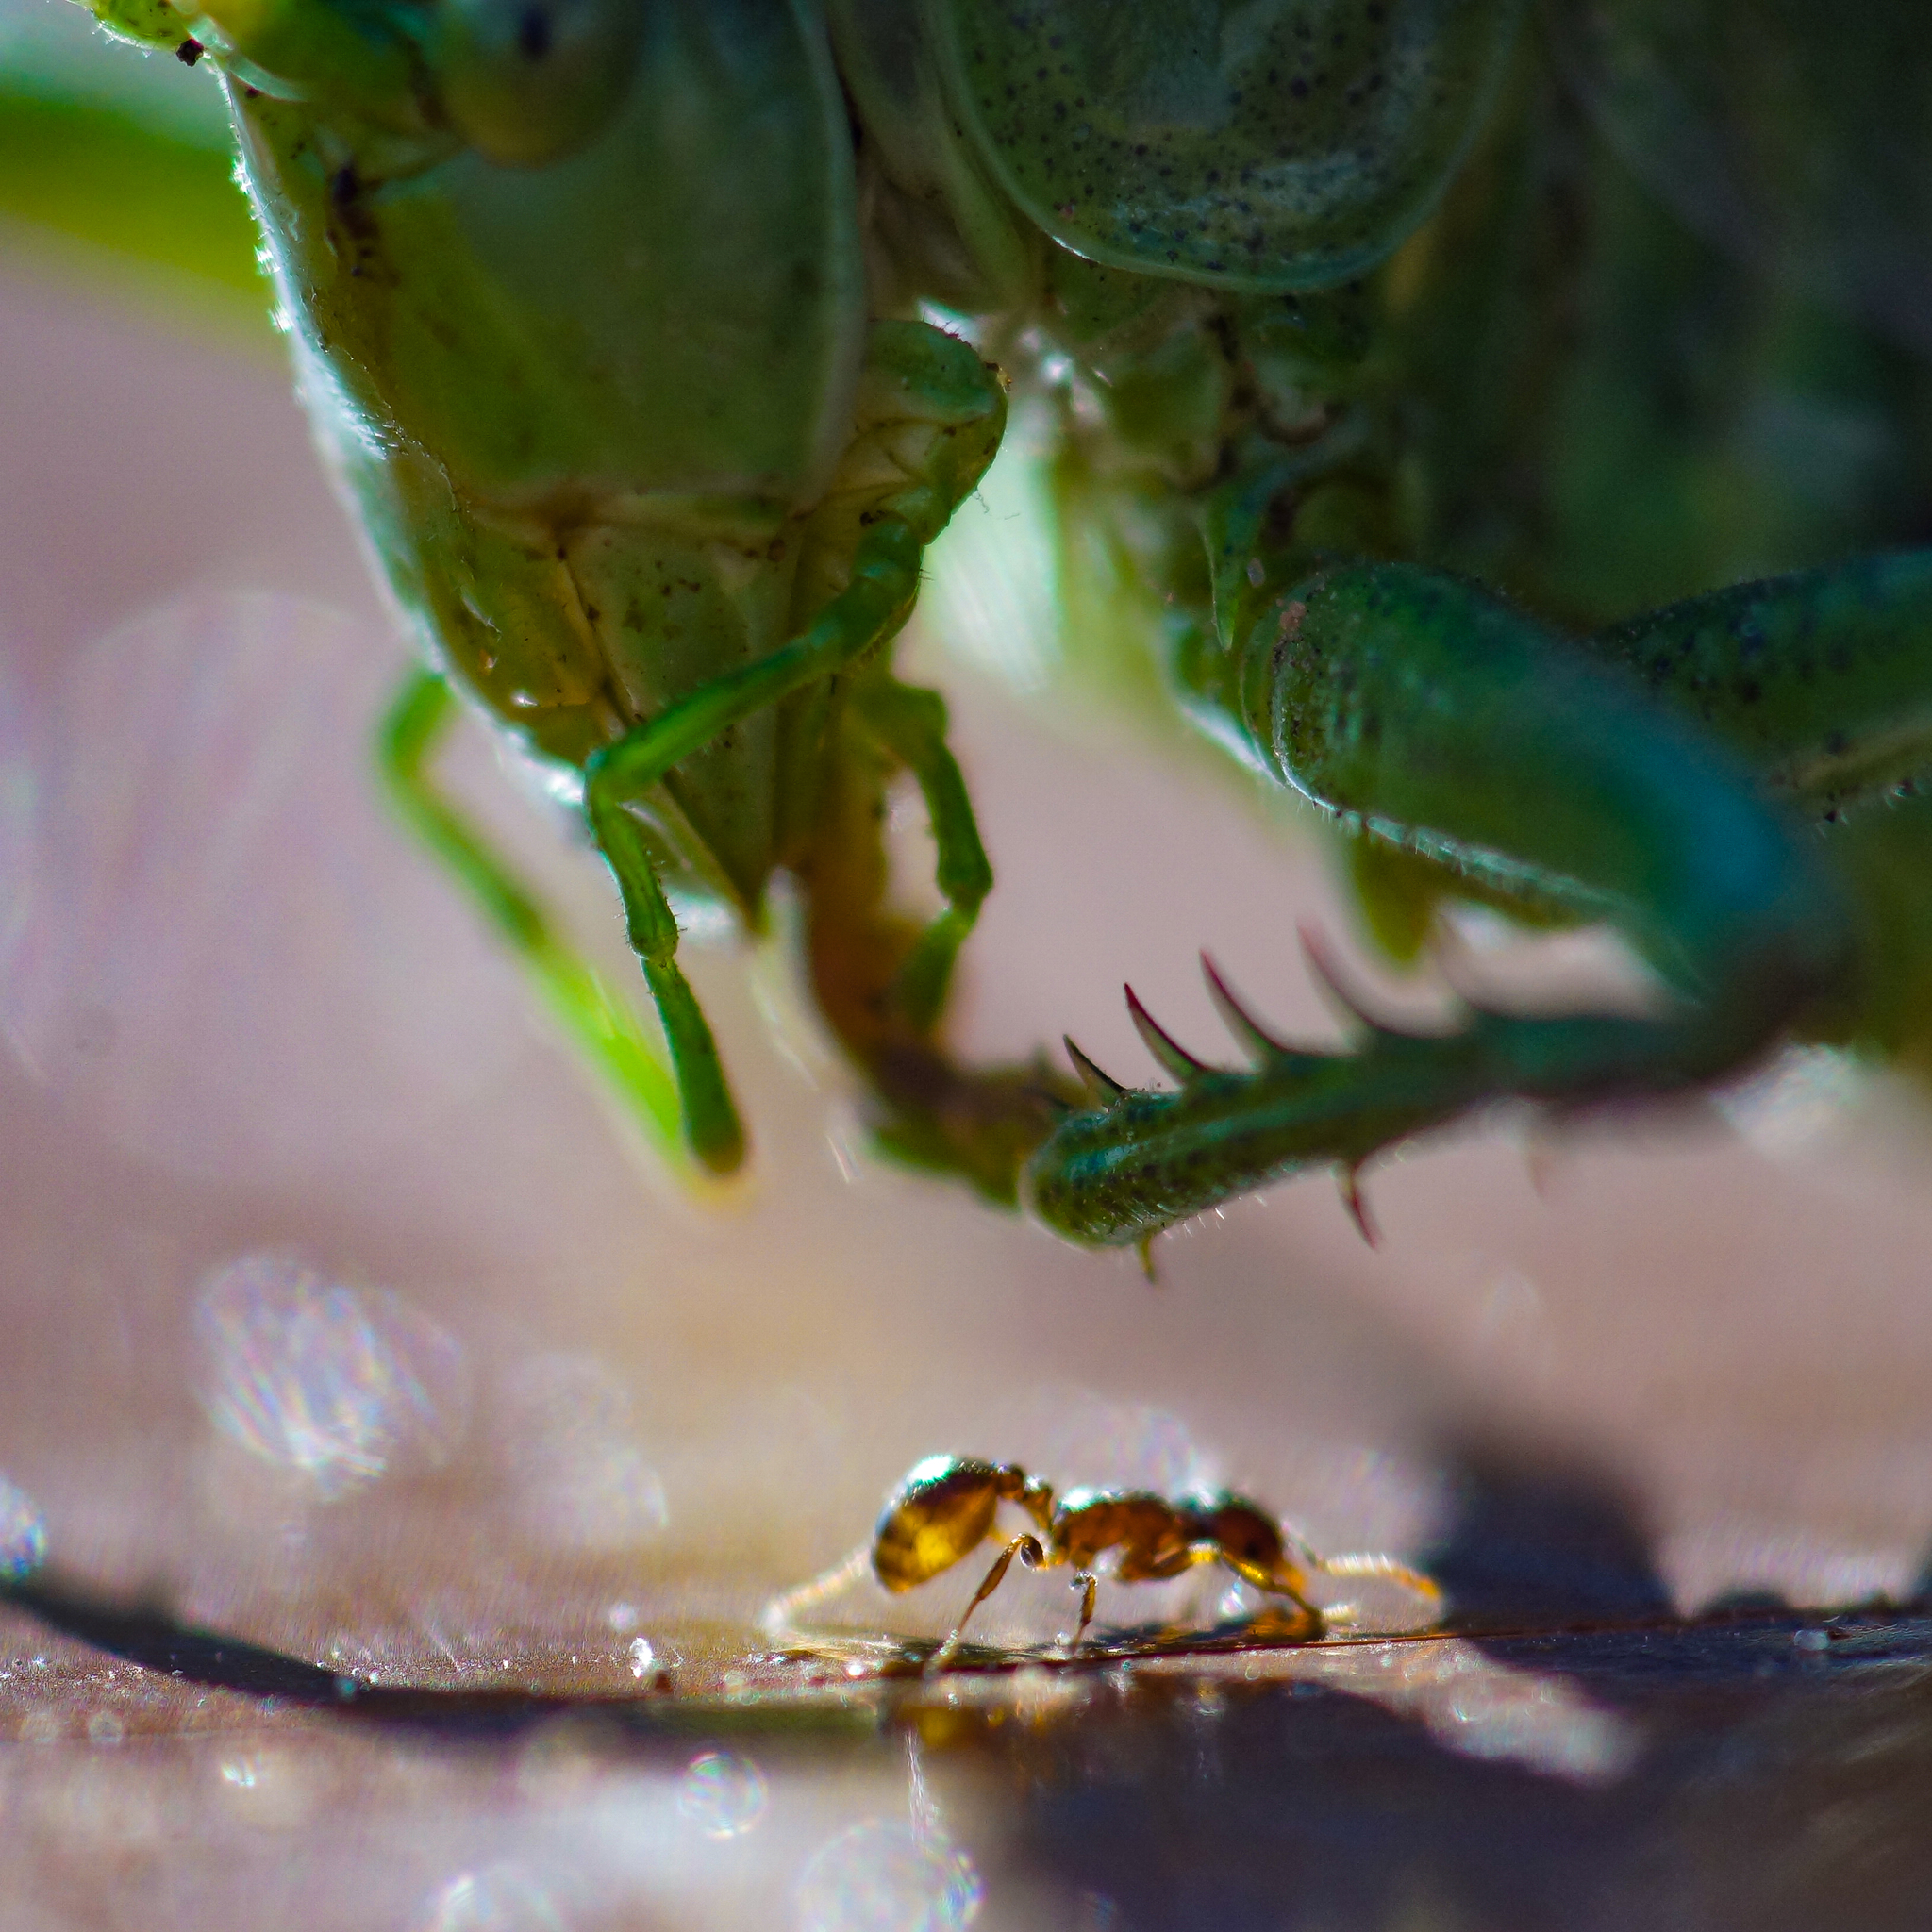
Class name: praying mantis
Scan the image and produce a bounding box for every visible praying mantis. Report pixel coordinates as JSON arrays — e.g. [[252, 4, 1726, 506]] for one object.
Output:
[[25, 0, 1932, 1259]]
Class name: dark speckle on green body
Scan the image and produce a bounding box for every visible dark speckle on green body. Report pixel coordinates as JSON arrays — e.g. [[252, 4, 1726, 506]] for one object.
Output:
[[935, 0, 1524, 289]]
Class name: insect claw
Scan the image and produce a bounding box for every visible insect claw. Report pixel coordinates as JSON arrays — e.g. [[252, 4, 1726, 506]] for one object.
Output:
[[1200, 953, 1292, 1063], [1338, 1163, 1379, 1246], [1430, 923, 1515, 1023], [1124, 983, 1207, 1081], [1298, 924, 1415, 1040], [1063, 1035, 1127, 1105]]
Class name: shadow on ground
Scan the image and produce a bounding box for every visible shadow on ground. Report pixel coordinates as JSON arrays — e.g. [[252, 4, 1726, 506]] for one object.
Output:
[[8, 1431, 1932, 1931]]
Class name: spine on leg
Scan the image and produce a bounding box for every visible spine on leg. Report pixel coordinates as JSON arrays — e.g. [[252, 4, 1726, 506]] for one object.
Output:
[[1028, 559, 1869, 1249]]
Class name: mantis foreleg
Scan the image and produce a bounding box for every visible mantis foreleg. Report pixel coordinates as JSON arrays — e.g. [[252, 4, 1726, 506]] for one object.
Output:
[[1029, 551, 1932, 1247]]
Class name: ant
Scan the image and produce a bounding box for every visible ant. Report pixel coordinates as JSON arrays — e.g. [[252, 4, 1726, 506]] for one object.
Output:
[[834, 1454, 1441, 1666]]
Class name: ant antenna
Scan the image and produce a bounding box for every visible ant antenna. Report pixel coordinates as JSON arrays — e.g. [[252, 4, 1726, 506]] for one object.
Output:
[[759, 1545, 871, 1642]]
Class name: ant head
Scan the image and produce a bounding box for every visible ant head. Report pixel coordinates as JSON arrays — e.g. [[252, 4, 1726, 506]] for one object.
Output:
[[873, 1457, 1006, 1591], [873, 1457, 1047, 1591]]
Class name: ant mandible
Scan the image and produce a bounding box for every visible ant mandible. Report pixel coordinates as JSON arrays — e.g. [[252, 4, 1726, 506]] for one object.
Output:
[[859, 1454, 1441, 1665]]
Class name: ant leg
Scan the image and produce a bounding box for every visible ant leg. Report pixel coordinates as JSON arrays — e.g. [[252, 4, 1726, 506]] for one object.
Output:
[[1314, 1552, 1444, 1628], [1069, 1571, 1099, 1653], [928, 1533, 1044, 1671], [1257, 1578, 1324, 1635], [1213, 1548, 1324, 1634], [758, 1546, 874, 1643]]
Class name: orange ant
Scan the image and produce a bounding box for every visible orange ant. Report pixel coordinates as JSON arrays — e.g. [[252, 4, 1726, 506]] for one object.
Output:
[[816, 1454, 1441, 1666]]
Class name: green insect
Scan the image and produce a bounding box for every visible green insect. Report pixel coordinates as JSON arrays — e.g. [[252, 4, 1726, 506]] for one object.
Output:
[[49, 0, 1932, 1257]]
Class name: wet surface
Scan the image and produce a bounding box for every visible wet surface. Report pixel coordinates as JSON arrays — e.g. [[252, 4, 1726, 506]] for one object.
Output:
[[5, 1432, 1932, 1930], [994, 1621, 1932, 1932], [4, 1566, 1932, 1931]]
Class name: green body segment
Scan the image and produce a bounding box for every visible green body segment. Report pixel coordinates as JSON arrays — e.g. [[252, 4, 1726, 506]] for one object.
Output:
[[932, 0, 1524, 291], [70, 0, 1047, 1181], [1010, 3, 1932, 1249], [222, 0, 870, 902], [1587, 554, 1932, 817], [1243, 564, 1850, 1005]]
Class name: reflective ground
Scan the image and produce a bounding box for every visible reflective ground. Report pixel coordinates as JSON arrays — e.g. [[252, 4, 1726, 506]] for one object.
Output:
[[7, 1558, 1932, 1929]]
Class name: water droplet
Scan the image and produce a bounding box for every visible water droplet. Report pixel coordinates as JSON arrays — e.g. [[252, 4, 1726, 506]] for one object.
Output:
[[0, 1474, 47, 1578], [627, 1637, 655, 1678], [195, 1251, 468, 1498], [794, 1820, 982, 1932], [420, 1864, 566, 1932], [677, 1749, 767, 1839]]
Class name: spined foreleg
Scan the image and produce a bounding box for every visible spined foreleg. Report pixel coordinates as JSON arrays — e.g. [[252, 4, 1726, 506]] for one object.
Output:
[[1026, 553, 1932, 1248]]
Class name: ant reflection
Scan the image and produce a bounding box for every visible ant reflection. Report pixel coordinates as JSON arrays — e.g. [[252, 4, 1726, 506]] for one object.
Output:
[[769, 1455, 1442, 1668]]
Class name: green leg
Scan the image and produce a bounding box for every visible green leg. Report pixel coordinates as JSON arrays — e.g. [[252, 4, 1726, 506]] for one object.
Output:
[[796, 705, 1074, 1208], [585, 516, 924, 1173], [849, 677, 993, 1034], [1029, 552, 1932, 1248], [375, 669, 687, 1171]]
